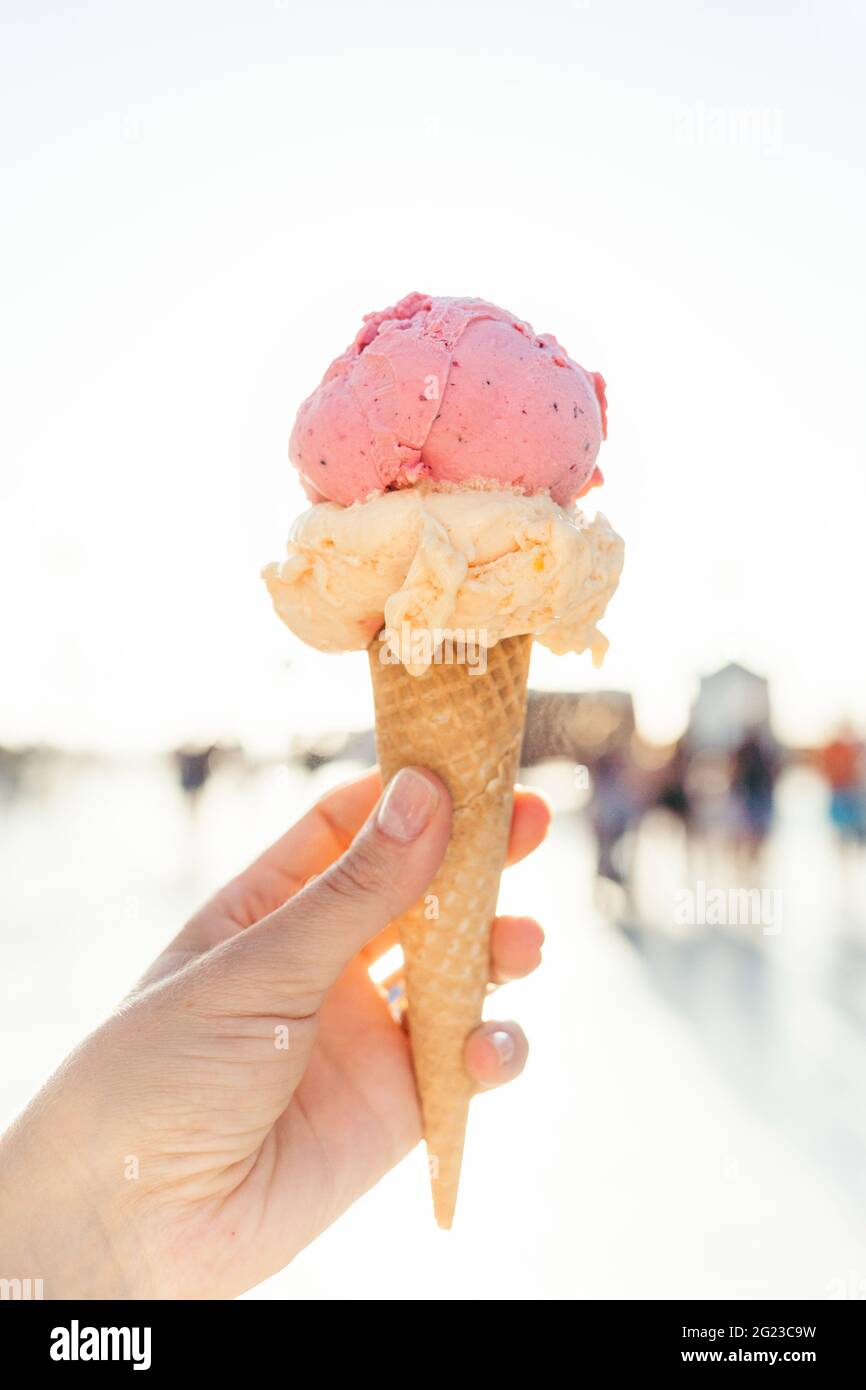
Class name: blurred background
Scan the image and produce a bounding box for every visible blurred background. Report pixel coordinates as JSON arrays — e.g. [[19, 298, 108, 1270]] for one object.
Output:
[[2, 0, 866, 1299]]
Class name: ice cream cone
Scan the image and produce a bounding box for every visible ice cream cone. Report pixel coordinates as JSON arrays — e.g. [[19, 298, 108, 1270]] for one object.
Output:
[[368, 631, 532, 1227]]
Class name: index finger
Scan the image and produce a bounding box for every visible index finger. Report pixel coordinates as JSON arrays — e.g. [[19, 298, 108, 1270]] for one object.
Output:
[[184, 771, 550, 951]]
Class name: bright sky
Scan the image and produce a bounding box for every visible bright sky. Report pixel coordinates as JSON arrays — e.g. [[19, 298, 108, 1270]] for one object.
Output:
[[2, 0, 864, 753]]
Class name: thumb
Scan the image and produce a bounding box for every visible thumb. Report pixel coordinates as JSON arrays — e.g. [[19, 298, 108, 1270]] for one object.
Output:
[[206, 767, 451, 1012]]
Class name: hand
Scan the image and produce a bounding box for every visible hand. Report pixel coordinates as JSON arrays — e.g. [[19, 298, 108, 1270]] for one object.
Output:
[[0, 768, 549, 1299]]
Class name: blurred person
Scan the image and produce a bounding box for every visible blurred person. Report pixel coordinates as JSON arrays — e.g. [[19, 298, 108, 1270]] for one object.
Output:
[[729, 730, 779, 863], [654, 736, 693, 832], [685, 749, 732, 841], [641, 735, 696, 893], [588, 748, 637, 891], [684, 748, 740, 882], [820, 725, 866, 849], [173, 742, 217, 810], [0, 745, 23, 800], [0, 768, 549, 1298]]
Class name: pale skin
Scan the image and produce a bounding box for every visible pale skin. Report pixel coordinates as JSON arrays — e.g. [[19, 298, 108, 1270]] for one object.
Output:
[[0, 767, 549, 1299]]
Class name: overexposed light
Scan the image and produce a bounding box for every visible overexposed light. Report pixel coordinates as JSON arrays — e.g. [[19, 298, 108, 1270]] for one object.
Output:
[[2, 1, 864, 753], [367, 943, 404, 987]]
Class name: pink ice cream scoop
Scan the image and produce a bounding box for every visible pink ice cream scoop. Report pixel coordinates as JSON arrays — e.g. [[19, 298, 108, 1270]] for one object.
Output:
[[290, 292, 607, 508]]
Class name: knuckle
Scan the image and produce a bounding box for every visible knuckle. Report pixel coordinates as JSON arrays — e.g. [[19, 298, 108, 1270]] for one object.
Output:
[[323, 841, 391, 902]]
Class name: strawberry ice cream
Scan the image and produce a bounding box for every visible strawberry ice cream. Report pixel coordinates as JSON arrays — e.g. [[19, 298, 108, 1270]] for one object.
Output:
[[290, 293, 607, 508]]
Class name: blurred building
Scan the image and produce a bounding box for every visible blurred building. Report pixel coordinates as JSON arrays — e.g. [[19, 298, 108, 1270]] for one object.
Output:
[[522, 690, 635, 765], [688, 662, 771, 752]]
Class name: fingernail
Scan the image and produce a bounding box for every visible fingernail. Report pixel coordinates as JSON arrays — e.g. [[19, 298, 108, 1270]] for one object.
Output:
[[377, 768, 439, 843], [488, 1029, 516, 1066]]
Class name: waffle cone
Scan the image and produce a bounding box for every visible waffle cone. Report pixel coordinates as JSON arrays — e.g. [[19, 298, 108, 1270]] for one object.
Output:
[[368, 631, 532, 1227]]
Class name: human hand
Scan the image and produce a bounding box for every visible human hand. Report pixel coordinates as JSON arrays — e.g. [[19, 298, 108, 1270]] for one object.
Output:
[[0, 768, 548, 1299]]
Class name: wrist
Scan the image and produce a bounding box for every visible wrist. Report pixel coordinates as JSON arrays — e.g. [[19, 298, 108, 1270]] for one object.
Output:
[[0, 1082, 152, 1300]]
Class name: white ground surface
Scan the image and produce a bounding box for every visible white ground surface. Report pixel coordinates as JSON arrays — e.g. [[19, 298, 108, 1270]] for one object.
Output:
[[2, 760, 865, 1300]]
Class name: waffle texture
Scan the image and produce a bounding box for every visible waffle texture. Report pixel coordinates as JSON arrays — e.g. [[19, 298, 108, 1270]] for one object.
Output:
[[368, 633, 532, 1226]]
